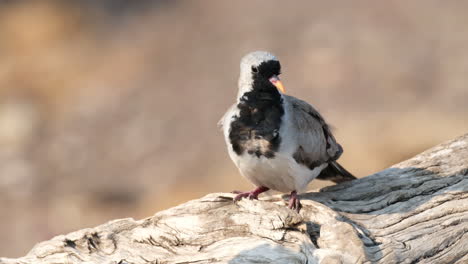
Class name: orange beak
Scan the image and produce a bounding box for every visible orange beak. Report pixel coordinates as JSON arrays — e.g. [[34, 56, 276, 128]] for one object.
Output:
[[269, 76, 286, 94]]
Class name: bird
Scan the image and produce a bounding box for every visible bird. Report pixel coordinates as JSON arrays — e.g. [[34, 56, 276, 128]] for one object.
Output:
[[219, 51, 356, 211]]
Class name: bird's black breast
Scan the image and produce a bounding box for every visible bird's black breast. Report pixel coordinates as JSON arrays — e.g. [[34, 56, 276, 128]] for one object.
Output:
[[229, 82, 284, 158]]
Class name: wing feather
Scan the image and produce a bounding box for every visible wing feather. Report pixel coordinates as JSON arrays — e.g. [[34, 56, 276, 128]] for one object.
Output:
[[285, 95, 343, 168]]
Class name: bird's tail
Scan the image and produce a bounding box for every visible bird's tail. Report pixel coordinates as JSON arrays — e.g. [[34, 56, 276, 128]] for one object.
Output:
[[316, 161, 357, 183]]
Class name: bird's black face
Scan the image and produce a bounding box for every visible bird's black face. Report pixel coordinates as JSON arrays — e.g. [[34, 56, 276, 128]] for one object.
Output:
[[251, 60, 285, 94], [251, 60, 281, 80]]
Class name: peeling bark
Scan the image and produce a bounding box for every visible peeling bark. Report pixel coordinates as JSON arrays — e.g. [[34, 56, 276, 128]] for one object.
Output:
[[1, 134, 467, 264]]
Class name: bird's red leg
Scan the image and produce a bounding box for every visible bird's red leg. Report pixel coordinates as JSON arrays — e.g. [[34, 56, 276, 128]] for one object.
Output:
[[233, 186, 269, 201], [288, 191, 302, 212]]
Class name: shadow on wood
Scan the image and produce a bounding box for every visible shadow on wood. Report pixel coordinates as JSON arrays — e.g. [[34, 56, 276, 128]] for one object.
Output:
[[1, 134, 467, 264]]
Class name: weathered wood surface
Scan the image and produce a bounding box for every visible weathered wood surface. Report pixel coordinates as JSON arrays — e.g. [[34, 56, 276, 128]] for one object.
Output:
[[1, 134, 467, 264]]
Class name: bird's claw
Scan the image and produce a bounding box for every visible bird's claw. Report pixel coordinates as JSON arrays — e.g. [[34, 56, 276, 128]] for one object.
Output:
[[232, 186, 269, 202], [234, 191, 258, 201], [288, 191, 302, 213]]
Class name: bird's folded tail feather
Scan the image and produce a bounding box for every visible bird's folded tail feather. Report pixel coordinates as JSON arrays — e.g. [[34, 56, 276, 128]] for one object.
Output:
[[316, 161, 357, 183]]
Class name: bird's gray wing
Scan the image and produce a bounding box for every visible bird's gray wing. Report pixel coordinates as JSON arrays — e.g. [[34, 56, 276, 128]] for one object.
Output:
[[285, 95, 343, 170]]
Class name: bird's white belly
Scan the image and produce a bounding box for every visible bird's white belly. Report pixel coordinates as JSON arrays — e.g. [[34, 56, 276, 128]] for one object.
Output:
[[229, 149, 327, 193]]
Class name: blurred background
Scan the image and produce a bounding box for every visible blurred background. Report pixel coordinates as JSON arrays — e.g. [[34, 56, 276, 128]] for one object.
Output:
[[1, 0, 468, 256]]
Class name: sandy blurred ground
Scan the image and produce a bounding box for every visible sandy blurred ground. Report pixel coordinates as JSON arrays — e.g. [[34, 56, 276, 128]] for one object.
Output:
[[0, 0, 467, 257]]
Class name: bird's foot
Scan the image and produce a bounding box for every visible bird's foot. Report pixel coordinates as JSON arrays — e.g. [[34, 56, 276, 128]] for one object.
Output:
[[288, 191, 302, 212], [233, 186, 269, 201], [233, 192, 257, 201]]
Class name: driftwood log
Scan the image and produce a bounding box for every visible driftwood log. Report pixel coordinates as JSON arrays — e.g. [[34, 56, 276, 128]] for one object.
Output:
[[1, 134, 467, 264]]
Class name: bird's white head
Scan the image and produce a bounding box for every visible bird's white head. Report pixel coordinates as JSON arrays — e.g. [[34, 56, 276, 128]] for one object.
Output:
[[237, 51, 286, 100]]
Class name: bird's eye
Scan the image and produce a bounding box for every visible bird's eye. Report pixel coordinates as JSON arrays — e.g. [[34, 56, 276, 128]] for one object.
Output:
[[251, 66, 258, 73]]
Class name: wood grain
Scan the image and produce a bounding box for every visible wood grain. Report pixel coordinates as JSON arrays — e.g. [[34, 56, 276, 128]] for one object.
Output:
[[2, 134, 467, 264]]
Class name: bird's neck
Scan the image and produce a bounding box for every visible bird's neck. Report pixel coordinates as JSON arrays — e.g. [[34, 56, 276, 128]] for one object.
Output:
[[237, 79, 282, 105], [235, 80, 284, 123], [236, 78, 253, 102]]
